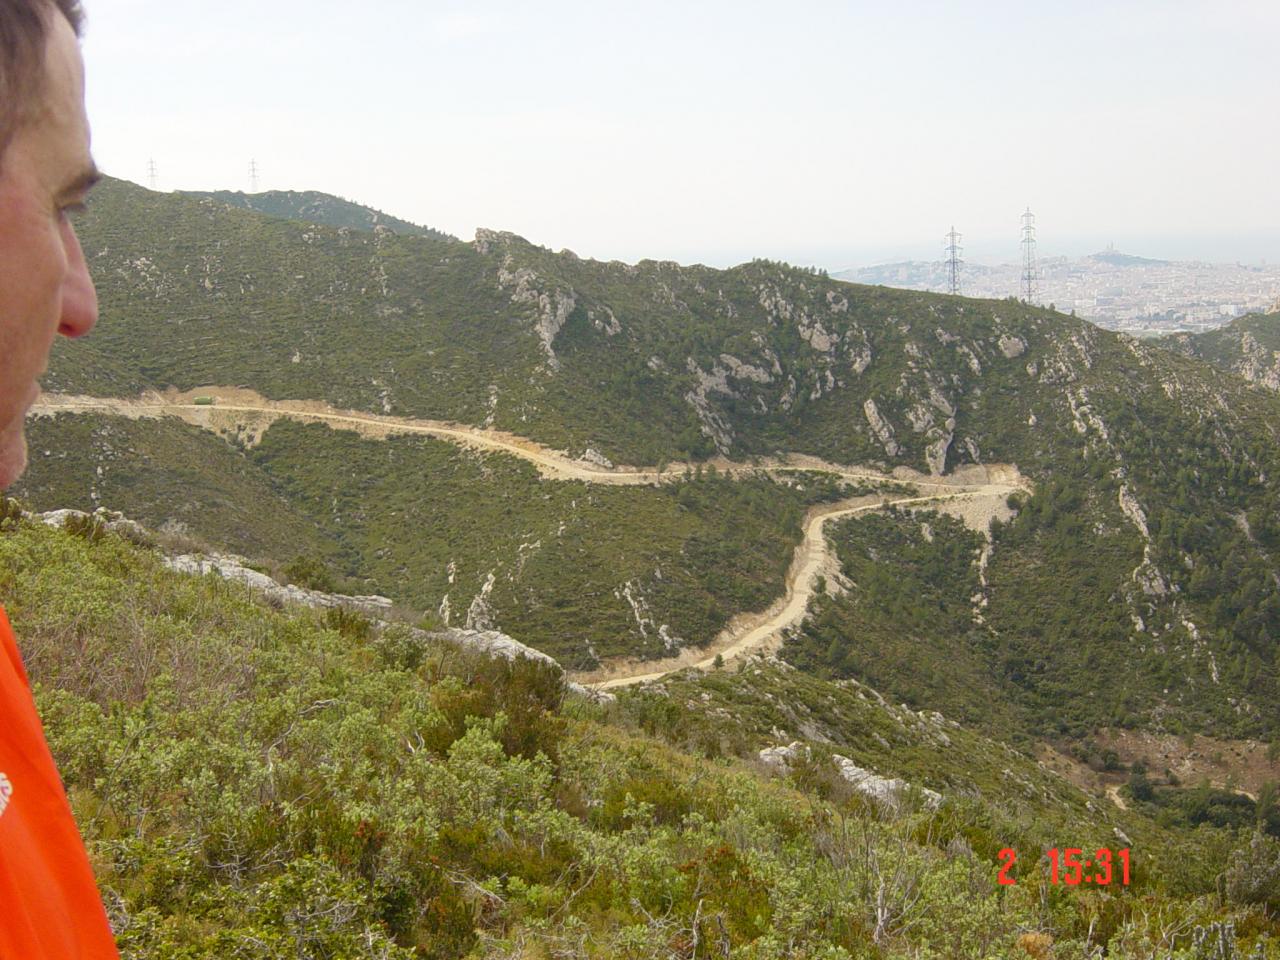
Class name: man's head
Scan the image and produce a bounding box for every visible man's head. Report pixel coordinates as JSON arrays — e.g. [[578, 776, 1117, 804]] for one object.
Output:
[[0, 0, 97, 489]]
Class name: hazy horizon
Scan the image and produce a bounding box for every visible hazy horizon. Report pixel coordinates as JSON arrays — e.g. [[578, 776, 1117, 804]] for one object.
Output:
[[86, 0, 1280, 273]]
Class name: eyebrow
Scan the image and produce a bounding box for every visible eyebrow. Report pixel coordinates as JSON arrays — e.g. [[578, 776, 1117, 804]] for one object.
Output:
[[56, 164, 101, 202]]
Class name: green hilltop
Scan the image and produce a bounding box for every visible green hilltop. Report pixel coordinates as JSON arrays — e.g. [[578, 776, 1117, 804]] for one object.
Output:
[[179, 187, 456, 240]]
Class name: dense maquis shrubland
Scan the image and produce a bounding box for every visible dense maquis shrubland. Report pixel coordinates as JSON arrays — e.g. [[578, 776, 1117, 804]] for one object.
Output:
[[2, 510, 1278, 958], [33, 176, 1280, 742], [17, 413, 868, 666], [15, 180, 1280, 953]]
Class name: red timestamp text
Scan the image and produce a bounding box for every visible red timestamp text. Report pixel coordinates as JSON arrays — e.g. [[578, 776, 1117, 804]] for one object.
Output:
[[996, 847, 1130, 886]]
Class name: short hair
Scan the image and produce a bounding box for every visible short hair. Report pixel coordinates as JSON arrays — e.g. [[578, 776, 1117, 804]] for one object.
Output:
[[0, 0, 85, 157]]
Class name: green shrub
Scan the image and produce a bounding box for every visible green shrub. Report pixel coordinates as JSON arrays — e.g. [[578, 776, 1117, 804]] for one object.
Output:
[[282, 553, 336, 592], [1224, 833, 1280, 914]]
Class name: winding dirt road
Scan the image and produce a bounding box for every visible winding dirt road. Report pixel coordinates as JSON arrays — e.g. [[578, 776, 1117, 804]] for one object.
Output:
[[33, 387, 1026, 689]]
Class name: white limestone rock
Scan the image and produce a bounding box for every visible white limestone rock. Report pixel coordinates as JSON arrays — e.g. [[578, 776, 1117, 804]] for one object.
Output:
[[1132, 545, 1169, 598], [162, 552, 394, 617], [998, 335, 1027, 359], [684, 357, 738, 454], [863, 399, 903, 458], [719, 353, 774, 383], [1118, 484, 1151, 540], [1234, 332, 1280, 391], [590, 306, 622, 336], [832, 755, 942, 810], [580, 448, 614, 469], [496, 256, 576, 370], [925, 431, 953, 476], [758, 741, 809, 772], [799, 314, 837, 352], [465, 571, 498, 630]]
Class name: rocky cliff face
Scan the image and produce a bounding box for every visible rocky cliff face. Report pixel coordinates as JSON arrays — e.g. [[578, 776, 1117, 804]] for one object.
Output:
[[465, 235, 1092, 474], [62, 178, 1278, 486], [1169, 313, 1280, 392]]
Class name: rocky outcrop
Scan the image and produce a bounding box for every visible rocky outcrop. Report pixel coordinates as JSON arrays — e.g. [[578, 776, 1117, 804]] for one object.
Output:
[[1132, 545, 1169, 598], [998, 335, 1027, 359], [924, 431, 953, 476], [718, 353, 774, 383], [39, 507, 149, 542], [40, 504, 613, 703], [798, 315, 837, 352], [1117, 484, 1151, 539], [863, 399, 902, 458], [465, 571, 498, 630], [589, 306, 621, 336], [38, 509, 397, 618], [165, 553, 395, 616], [684, 358, 739, 454], [758, 741, 807, 772], [831, 755, 942, 810], [580, 448, 614, 469], [1235, 332, 1280, 390], [758, 741, 941, 810], [903, 398, 955, 476], [495, 255, 577, 370], [615, 580, 682, 651]]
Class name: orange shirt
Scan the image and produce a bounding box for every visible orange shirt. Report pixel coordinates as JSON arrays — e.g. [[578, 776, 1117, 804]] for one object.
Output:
[[0, 607, 120, 959]]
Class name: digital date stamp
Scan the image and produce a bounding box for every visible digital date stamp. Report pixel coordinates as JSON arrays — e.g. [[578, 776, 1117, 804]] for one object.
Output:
[[997, 847, 1131, 886]]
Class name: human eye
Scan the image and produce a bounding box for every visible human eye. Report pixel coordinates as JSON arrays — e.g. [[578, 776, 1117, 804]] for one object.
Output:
[[57, 198, 88, 221]]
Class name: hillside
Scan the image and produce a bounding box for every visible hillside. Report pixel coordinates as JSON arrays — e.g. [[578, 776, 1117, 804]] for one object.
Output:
[[18, 410, 865, 668], [33, 176, 1280, 744], [2, 507, 1275, 957], [55, 179, 1280, 477], [1169, 312, 1280, 391], [179, 187, 455, 240]]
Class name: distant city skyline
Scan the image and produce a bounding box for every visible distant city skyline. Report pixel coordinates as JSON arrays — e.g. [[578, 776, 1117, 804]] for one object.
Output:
[[832, 232, 1280, 272], [84, 1, 1280, 272]]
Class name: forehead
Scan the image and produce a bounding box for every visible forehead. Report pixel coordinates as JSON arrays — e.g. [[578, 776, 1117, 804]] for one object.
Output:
[[10, 13, 91, 184]]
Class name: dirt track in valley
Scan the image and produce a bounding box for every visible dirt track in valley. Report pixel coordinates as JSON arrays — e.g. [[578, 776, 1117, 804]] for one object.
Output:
[[576, 486, 1018, 689], [33, 387, 1027, 689]]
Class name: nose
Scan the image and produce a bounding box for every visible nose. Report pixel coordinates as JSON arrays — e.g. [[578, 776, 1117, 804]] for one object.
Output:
[[58, 220, 97, 338]]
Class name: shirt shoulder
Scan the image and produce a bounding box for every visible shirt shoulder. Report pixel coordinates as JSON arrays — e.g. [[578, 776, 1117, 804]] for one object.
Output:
[[0, 606, 29, 686], [0, 605, 122, 959]]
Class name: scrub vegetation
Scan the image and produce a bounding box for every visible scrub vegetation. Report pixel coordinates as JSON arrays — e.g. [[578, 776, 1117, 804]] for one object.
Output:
[[3, 512, 1278, 958], [41, 177, 1280, 743], [17, 414, 858, 667]]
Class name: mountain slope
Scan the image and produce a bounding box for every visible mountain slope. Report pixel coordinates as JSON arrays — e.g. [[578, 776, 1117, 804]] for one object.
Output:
[[1168, 311, 1280, 391], [16, 410, 874, 668], [2, 509, 1272, 957], [179, 187, 454, 240], [37, 177, 1280, 739]]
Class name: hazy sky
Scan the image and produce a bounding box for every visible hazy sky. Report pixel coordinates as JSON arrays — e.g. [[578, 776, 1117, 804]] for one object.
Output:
[[82, 0, 1280, 269]]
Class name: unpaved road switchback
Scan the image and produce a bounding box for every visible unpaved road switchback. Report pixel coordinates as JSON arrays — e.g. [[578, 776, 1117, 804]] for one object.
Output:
[[34, 388, 1028, 688]]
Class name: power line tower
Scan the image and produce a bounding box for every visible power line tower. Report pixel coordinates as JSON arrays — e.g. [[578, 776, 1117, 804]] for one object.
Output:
[[944, 225, 963, 296], [147, 158, 158, 190], [1020, 207, 1038, 303], [248, 159, 260, 193]]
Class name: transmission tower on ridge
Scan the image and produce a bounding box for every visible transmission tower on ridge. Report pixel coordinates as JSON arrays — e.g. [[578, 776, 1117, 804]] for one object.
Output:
[[248, 159, 260, 193], [944, 226, 963, 296], [147, 158, 158, 191], [1020, 207, 1038, 303]]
